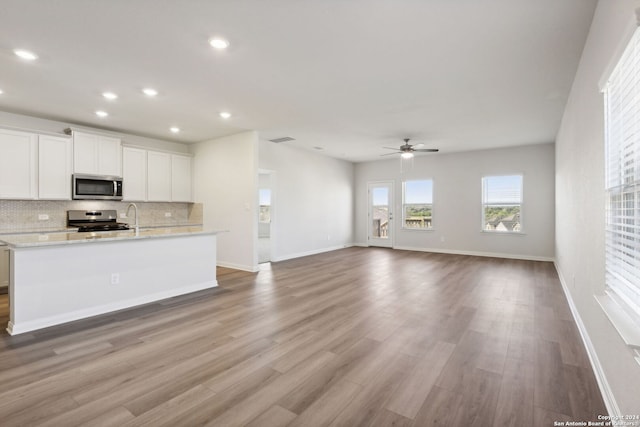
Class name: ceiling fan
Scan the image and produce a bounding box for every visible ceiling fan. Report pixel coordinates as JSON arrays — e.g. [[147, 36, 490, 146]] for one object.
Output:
[[382, 138, 439, 159]]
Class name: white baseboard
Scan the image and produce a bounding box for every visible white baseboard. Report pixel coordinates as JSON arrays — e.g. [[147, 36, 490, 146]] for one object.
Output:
[[217, 261, 259, 272], [554, 262, 620, 417], [271, 244, 354, 262], [7, 280, 218, 336], [392, 245, 554, 262]]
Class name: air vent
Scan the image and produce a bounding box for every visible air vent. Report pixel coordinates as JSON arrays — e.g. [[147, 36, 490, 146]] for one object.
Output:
[[268, 137, 295, 143]]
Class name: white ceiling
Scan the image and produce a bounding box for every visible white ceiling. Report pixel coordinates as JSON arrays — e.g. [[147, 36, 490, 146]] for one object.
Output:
[[0, 0, 597, 162]]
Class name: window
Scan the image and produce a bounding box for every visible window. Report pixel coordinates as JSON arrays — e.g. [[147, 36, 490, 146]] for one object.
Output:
[[604, 27, 640, 318], [259, 189, 271, 223], [403, 180, 433, 229], [482, 175, 522, 233]]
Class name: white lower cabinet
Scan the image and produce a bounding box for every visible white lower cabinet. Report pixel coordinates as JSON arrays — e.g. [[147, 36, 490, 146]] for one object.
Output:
[[38, 135, 73, 200], [0, 246, 8, 293], [0, 129, 38, 199]]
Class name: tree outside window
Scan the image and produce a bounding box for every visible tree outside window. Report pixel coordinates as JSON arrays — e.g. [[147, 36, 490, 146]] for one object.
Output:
[[482, 175, 522, 233], [403, 180, 433, 230]]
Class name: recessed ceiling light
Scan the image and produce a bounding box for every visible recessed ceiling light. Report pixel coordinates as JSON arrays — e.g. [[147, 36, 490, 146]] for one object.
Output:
[[95, 110, 108, 118], [14, 49, 38, 61], [219, 111, 231, 119], [170, 127, 180, 133], [142, 88, 158, 97], [209, 38, 229, 50], [102, 92, 118, 100]]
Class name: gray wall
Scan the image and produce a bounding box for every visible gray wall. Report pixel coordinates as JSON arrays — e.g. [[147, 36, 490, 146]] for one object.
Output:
[[259, 140, 354, 261], [192, 131, 259, 272], [555, 0, 640, 414], [355, 143, 555, 260]]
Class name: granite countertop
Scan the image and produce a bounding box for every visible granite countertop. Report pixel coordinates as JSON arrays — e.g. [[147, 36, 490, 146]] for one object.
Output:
[[0, 226, 224, 248]]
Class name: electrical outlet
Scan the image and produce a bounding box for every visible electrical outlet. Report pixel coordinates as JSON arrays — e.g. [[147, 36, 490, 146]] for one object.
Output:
[[38, 214, 49, 221], [111, 273, 120, 285], [164, 212, 172, 218], [119, 213, 127, 219], [327, 235, 331, 241]]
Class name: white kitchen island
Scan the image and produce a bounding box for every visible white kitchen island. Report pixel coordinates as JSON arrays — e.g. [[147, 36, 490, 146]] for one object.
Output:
[[0, 227, 221, 335]]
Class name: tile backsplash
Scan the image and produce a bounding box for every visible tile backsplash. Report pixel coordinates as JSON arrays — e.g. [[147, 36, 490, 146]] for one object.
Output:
[[0, 200, 203, 233]]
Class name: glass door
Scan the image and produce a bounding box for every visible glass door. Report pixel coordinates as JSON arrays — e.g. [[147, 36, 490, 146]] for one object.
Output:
[[368, 182, 393, 248]]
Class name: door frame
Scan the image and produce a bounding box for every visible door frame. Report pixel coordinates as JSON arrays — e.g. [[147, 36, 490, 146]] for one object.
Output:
[[257, 169, 276, 265], [367, 181, 394, 248]]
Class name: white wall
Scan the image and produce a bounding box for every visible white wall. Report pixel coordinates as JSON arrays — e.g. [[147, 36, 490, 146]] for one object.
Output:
[[192, 131, 259, 271], [259, 140, 354, 261], [355, 144, 555, 260], [0, 110, 190, 153], [555, 0, 640, 414]]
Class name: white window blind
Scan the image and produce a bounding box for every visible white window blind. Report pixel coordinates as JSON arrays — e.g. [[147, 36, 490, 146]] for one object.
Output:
[[604, 27, 640, 317], [482, 175, 523, 233]]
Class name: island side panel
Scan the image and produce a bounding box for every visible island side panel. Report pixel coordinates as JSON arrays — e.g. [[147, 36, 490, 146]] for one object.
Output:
[[7, 233, 217, 335]]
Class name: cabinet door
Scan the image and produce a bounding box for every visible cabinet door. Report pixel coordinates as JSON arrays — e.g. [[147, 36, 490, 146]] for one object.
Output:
[[0, 247, 8, 290], [0, 128, 38, 199], [171, 154, 192, 202], [123, 147, 147, 201], [98, 136, 122, 176], [147, 151, 172, 201], [73, 132, 122, 176], [38, 135, 72, 200], [73, 132, 99, 174]]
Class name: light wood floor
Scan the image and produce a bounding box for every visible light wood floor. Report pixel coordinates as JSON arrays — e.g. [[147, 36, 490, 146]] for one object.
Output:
[[0, 247, 606, 426]]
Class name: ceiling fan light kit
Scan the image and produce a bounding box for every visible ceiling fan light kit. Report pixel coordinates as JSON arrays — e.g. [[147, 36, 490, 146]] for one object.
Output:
[[382, 138, 439, 156], [401, 151, 414, 159], [382, 138, 439, 172]]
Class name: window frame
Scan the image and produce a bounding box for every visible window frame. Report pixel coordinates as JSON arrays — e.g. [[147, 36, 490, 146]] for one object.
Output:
[[401, 179, 434, 231], [481, 174, 524, 234], [602, 25, 640, 328]]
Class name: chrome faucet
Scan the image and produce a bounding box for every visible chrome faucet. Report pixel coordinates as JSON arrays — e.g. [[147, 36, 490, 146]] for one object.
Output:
[[126, 203, 139, 232]]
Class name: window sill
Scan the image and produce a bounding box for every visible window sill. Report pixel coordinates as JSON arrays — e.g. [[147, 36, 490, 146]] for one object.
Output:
[[401, 228, 434, 232], [595, 292, 640, 349], [480, 230, 526, 236]]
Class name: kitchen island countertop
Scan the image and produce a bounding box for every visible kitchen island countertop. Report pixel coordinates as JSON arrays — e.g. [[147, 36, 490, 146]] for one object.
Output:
[[0, 226, 225, 248]]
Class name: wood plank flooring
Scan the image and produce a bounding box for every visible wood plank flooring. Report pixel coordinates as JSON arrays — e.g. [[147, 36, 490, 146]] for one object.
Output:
[[0, 247, 606, 426]]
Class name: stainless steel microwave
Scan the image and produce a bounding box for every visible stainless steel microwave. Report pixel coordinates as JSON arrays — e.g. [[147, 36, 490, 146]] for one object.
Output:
[[72, 174, 123, 200]]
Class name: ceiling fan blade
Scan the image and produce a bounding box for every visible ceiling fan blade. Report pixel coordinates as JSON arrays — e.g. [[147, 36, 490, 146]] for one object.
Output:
[[412, 143, 425, 148], [380, 152, 401, 156], [382, 147, 401, 150], [413, 148, 439, 152]]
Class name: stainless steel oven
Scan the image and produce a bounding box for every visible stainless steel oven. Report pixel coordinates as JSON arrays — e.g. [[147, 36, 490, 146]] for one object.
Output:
[[72, 174, 123, 200]]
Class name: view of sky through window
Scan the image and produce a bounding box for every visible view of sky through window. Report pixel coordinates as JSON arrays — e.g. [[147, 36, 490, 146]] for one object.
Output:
[[405, 180, 433, 204], [372, 187, 389, 206], [483, 175, 522, 204]]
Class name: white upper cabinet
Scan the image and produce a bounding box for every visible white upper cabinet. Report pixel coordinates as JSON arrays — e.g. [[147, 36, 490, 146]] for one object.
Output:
[[123, 147, 192, 202], [122, 147, 147, 201], [73, 131, 122, 176], [0, 128, 38, 199], [38, 135, 72, 200], [171, 154, 192, 202], [147, 151, 172, 201]]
